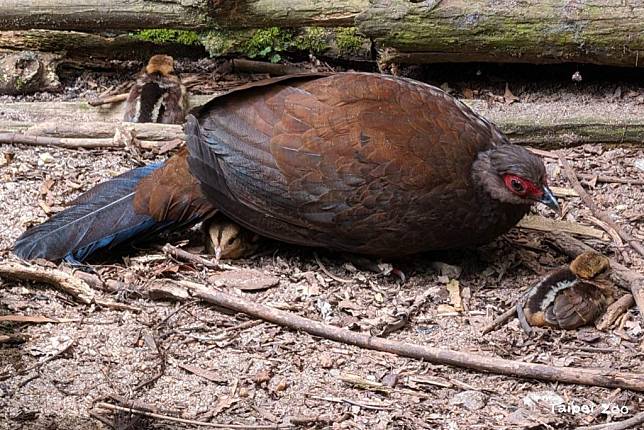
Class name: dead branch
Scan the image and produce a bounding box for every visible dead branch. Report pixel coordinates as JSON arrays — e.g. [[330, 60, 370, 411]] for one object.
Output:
[[87, 93, 129, 107], [0, 334, 29, 344], [578, 174, 644, 187], [559, 156, 644, 258], [596, 294, 635, 331], [517, 215, 607, 240], [577, 411, 644, 430], [93, 402, 292, 429], [230, 59, 310, 76], [544, 233, 644, 318], [0, 262, 94, 304], [162, 243, 226, 270], [181, 283, 644, 392], [481, 306, 518, 335], [0, 132, 119, 149]]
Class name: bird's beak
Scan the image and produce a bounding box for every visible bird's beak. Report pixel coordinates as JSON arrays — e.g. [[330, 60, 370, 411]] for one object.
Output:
[[214, 246, 222, 263], [539, 186, 560, 213]]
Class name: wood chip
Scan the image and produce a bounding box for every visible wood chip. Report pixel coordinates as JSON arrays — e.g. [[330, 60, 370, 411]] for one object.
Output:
[[208, 269, 280, 291]]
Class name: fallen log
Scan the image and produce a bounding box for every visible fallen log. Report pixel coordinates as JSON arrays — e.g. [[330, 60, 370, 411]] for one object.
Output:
[[1, 97, 642, 149], [0, 51, 61, 95], [0, 30, 207, 62], [1, 1, 643, 68]]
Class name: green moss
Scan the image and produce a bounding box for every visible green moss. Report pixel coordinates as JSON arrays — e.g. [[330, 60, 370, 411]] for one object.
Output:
[[334, 27, 365, 54], [133, 29, 201, 46], [294, 27, 328, 54], [14, 76, 26, 91]]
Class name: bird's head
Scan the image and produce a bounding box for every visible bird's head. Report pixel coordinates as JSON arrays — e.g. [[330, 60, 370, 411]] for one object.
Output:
[[473, 145, 560, 212], [204, 217, 258, 262], [146, 55, 175, 76]]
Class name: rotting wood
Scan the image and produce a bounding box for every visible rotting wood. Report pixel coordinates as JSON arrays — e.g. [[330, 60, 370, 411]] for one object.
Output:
[[1, 98, 642, 149], [0, 51, 61, 95], [0, 30, 207, 62], [596, 294, 635, 331], [0, 262, 94, 304], [2, 1, 643, 68], [517, 215, 607, 240], [178, 282, 644, 392]]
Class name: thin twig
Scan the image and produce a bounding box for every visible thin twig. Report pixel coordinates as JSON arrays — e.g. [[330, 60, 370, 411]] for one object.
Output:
[[559, 155, 644, 257], [182, 283, 644, 392], [94, 402, 292, 429], [481, 306, 517, 335], [578, 173, 644, 186], [162, 243, 221, 270], [313, 252, 352, 283], [87, 93, 129, 107], [577, 411, 644, 430]]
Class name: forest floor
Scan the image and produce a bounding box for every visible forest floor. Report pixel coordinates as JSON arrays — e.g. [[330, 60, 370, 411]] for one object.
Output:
[[0, 59, 643, 430]]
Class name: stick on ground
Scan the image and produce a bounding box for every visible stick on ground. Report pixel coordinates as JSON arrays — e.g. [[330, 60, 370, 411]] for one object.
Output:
[[0, 262, 94, 304], [181, 283, 644, 392], [559, 155, 644, 258]]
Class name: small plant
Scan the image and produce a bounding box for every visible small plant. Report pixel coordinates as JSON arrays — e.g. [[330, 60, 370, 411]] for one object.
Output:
[[133, 29, 201, 46]]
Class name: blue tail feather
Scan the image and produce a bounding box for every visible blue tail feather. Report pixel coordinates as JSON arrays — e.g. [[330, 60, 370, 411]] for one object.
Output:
[[14, 162, 171, 262]]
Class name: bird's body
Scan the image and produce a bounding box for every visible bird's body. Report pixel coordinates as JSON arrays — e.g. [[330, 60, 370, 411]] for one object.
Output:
[[123, 55, 187, 124], [521, 252, 614, 330], [14, 73, 558, 263]]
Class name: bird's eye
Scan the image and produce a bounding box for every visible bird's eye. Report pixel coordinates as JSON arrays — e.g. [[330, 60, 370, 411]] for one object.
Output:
[[227, 237, 237, 246], [511, 179, 525, 193]]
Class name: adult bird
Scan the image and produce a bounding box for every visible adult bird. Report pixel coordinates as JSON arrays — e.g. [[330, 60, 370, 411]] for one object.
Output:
[[123, 54, 188, 124], [14, 73, 559, 263]]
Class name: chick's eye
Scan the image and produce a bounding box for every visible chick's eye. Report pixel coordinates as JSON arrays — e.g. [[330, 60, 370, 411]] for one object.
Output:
[[227, 237, 237, 246]]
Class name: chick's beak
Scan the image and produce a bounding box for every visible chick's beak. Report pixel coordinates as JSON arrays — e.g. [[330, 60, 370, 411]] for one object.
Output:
[[539, 186, 560, 213], [214, 246, 222, 263]]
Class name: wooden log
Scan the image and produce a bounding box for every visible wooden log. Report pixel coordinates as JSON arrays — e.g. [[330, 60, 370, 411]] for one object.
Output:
[[0, 51, 61, 95], [0, 0, 361, 31], [1, 97, 642, 149], [357, 0, 644, 68], [1, 1, 643, 68], [0, 30, 207, 62]]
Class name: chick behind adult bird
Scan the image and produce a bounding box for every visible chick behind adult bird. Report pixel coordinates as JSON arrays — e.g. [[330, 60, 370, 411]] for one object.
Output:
[[123, 54, 188, 124], [14, 72, 559, 263], [203, 214, 259, 262]]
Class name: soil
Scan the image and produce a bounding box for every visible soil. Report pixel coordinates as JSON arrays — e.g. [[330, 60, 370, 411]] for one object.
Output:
[[0, 59, 643, 430]]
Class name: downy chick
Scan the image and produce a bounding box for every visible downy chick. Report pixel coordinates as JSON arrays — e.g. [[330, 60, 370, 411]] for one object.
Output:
[[521, 252, 614, 331], [202, 214, 259, 262], [123, 54, 188, 124]]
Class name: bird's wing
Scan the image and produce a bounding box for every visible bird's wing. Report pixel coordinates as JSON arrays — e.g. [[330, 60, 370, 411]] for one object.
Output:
[[187, 73, 496, 254]]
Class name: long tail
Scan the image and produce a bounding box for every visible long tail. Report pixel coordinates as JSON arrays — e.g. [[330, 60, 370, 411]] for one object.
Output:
[[14, 149, 216, 263]]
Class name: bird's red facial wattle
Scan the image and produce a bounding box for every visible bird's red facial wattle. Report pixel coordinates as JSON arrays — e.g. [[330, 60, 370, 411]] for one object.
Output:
[[502, 174, 560, 212], [503, 174, 542, 199]]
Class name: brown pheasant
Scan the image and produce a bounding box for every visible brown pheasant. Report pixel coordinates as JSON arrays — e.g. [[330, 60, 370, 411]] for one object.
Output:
[[15, 72, 559, 263], [123, 54, 187, 124], [521, 252, 614, 331]]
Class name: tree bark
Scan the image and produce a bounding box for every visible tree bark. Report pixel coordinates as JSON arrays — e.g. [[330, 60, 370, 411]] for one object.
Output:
[[0, 30, 207, 62], [358, 0, 644, 68], [1, 97, 642, 148], [0, 1, 642, 67], [0, 51, 61, 94]]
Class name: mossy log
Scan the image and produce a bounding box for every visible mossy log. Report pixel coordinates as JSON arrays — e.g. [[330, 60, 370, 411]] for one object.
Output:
[[0, 51, 61, 95], [357, 0, 644, 67], [1, 1, 643, 67], [0, 30, 207, 62], [1, 96, 642, 148]]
